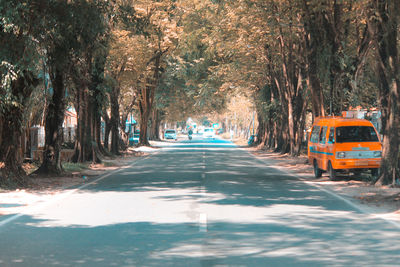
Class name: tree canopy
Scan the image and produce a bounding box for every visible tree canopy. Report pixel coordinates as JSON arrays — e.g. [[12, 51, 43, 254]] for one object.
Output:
[[1, 0, 399, 186]]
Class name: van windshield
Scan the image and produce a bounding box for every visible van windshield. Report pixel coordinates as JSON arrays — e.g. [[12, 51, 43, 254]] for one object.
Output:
[[336, 126, 379, 143], [165, 130, 175, 134]]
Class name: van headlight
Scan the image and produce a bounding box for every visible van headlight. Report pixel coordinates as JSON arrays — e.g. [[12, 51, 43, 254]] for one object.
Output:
[[373, 151, 382, 158], [336, 152, 346, 159]]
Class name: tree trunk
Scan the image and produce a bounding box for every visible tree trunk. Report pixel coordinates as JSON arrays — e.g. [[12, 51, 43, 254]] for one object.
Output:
[[300, 0, 326, 118], [138, 98, 151, 146], [69, 49, 107, 164], [280, 119, 290, 154], [72, 85, 101, 164], [255, 111, 265, 146], [293, 106, 307, 156], [149, 109, 161, 141], [72, 87, 90, 163], [0, 117, 3, 156], [102, 112, 111, 151], [110, 85, 121, 154], [138, 50, 163, 146], [119, 114, 129, 148], [91, 52, 107, 159], [35, 68, 65, 175], [95, 112, 109, 157], [368, 0, 400, 185], [287, 97, 296, 155], [266, 118, 274, 149], [307, 55, 325, 119], [0, 71, 37, 185]]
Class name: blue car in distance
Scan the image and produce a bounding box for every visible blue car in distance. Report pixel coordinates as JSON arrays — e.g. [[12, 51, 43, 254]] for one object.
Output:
[[164, 129, 177, 141]]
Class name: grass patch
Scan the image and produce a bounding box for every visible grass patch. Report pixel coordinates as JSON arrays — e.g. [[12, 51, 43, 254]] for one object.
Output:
[[63, 162, 90, 173], [102, 161, 116, 167]]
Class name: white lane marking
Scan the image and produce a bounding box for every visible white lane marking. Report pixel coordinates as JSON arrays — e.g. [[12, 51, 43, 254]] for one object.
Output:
[[0, 152, 159, 228], [239, 147, 400, 229], [199, 213, 207, 232], [200, 149, 208, 233]]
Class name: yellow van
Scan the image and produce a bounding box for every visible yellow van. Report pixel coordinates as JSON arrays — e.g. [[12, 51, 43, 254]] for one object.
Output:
[[308, 117, 382, 180]]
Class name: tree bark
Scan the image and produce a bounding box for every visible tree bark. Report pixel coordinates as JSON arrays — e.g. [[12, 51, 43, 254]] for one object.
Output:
[[35, 68, 65, 175], [368, 0, 400, 185], [138, 51, 164, 146], [110, 85, 121, 154], [91, 52, 108, 159], [149, 108, 161, 141], [72, 84, 101, 164], [0, 71, 37, 185], [255, 111, 265, 146], [138, 93, 151, 146], [69, 50, 107, 164], [72, 86, 88, 163], [300, 0, 326, 118], [95, 111, 108, 157], [102, 112, 111, 151]]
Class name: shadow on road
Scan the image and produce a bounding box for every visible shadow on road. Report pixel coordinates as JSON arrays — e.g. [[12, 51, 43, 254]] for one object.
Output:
[[2, 139, 400, 266]]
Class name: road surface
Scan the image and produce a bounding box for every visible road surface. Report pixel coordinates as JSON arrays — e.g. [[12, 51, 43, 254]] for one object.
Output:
[[1, 136, 400, 266]]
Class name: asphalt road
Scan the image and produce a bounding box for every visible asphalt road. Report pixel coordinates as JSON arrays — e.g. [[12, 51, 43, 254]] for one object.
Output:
[[1, 136, 400, 266]]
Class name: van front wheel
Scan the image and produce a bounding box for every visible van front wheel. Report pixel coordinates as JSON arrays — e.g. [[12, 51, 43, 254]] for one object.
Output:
[[314, 161, 322, 178], [328, 161, 337, 180]]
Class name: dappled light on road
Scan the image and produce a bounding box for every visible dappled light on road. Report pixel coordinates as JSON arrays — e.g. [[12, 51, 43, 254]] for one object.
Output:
[[1, 138, 400, 266], [21, 189, 356, 229]]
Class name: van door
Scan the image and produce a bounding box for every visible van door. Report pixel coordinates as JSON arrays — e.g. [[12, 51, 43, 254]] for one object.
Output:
[[316, 126, 328, 170], [326, 126, 335, 168], [308, 126, 320, 160]]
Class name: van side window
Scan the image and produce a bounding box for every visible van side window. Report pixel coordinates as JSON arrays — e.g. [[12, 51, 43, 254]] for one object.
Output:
[[319, 126, 328, 144], [328, 127, 335, 143], [310, 126, 320, 143]]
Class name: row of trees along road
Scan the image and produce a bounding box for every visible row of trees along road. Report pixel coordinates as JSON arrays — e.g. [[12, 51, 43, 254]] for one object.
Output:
[[0, 0, 399, 186], [196, 0, 399, 186]]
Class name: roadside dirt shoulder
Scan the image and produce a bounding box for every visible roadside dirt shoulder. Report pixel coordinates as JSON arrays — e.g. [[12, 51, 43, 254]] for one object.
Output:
[[0, 147, 150, 217], [247, 146, 400, 224]]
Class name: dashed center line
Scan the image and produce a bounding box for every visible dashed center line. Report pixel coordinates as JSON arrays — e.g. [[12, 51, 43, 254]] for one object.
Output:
[[199, 213, 208, 232]]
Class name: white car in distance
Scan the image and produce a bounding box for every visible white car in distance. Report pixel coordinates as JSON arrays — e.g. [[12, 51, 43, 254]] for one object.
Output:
[[203, 128, 215, 139]]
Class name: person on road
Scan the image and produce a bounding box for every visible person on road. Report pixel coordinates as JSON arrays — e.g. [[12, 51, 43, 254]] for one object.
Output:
[[188, 129, 193, 140]]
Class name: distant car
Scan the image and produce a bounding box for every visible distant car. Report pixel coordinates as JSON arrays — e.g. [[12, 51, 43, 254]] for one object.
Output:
[[129, 132, 140, 146], [203, 128, 215, 139], [164, 129, 177, 140]]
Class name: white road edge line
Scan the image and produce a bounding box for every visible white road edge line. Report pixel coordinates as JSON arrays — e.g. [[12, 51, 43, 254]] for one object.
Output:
[[0, 151, 160, 228], [237, 146, 400, 229]]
